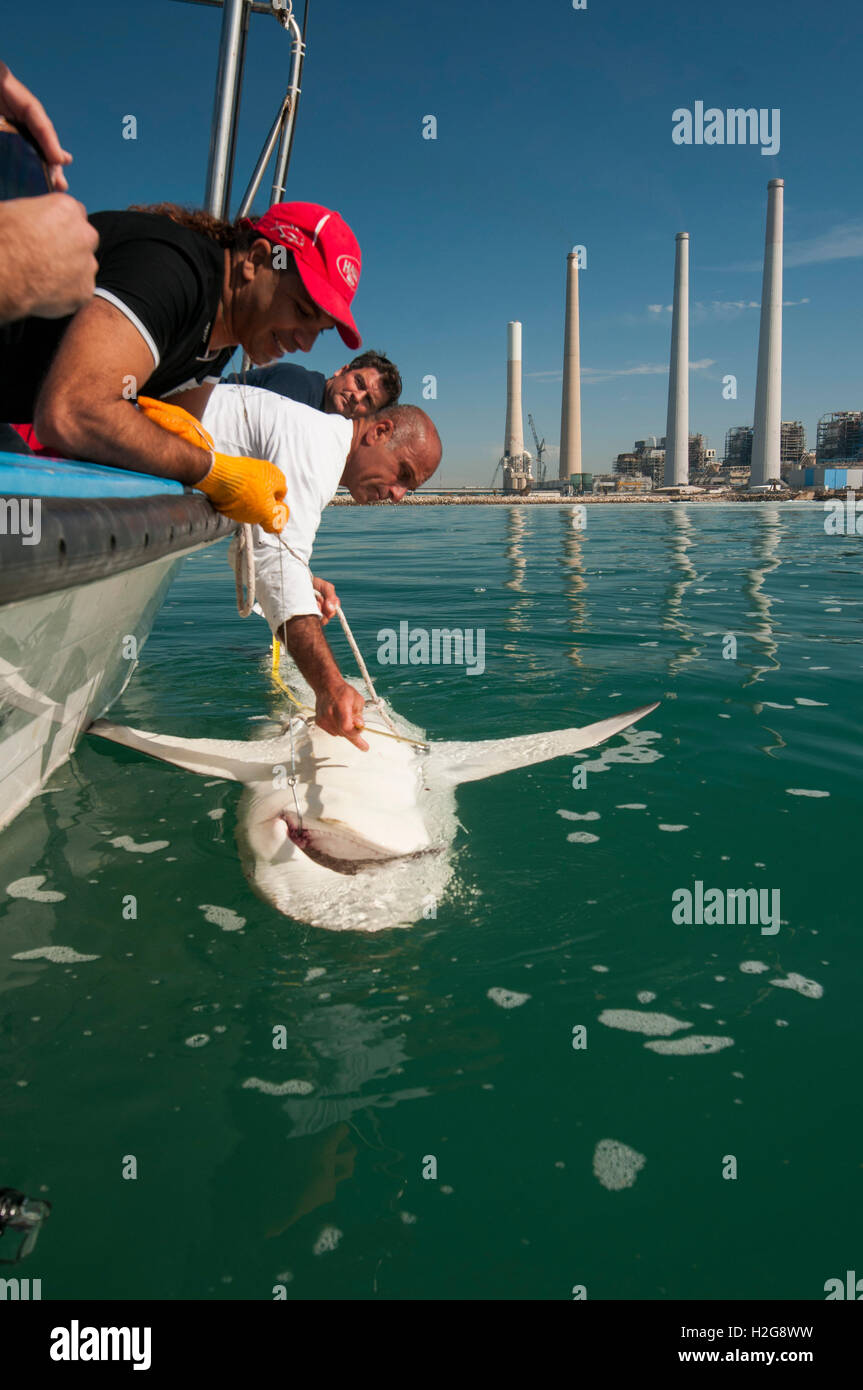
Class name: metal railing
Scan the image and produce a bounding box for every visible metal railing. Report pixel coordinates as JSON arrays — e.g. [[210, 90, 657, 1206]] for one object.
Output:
[[173, 0, 308, 218]]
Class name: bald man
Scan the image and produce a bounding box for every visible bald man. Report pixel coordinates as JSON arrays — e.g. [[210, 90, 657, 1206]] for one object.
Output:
[[201, 383, 442, 748]]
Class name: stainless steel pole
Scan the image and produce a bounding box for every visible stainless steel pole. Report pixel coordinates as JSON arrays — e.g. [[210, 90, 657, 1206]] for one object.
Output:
[[270, 11, 305, 203], [204, 0, 247, 216]]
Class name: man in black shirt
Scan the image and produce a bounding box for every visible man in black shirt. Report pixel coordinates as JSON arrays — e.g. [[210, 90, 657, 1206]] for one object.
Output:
[[223, 350, 402, 418], [0, 200, 364, 529]]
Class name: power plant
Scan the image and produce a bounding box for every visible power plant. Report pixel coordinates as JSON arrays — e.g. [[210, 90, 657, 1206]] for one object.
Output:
[[559, 252, 583, 484], [498, 321, 534, 493], [663, 232, 690, 487], [750, 178, 784, 487], [488, 180, 856, 499]]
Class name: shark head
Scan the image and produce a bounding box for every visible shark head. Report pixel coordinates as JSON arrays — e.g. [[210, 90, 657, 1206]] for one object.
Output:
[[89, 699, 660, 929]]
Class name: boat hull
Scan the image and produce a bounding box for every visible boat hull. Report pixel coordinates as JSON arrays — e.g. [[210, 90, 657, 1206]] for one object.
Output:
[[0, 454, 235, 831], [0, 556, 183, 831]]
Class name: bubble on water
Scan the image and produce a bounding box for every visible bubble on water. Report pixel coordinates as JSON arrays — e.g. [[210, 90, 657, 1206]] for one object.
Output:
[[399, 1211, 417, 1224], [6, 875, 65, 902], [440, 1185, 454, 1195], [599, 1009, 691, 1036], [786, 788, 830, 798], [636, 990, 656, 1004], [12, 946, 99, 963], [110, 836, 169, 853], [739, 961, 769, 974], [207, 809, 226, 820], [617, 803, 647, 810], [567, 832, 600, 844], [794, 698, 828, 707], [185, 1034, 209, 1048], [644, 1035, 734, 1055], [573, 728, 663, 775], [592, 965, 610, 973], [276, 1270, 294, 1282], [770, 973, 823, 1000], [487, 987, 531, 1009], [304, 967, 326, 982], [313, 1226, 342, 1255], [659, 824, 688, 833], [763, 702, 793, 709], [593, 1139, 646, 1191], [199, 904, 246, 932], [557, 810, 600, 821], [243, 1077, 315, 1096]]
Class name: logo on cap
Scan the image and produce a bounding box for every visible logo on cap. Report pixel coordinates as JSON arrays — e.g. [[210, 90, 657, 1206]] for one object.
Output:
[[276, 224, 307, 251], [337, 254, 360, 291]]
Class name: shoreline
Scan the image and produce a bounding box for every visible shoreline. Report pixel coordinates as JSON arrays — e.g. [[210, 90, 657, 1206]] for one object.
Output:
[[329, 491, 840, 507]]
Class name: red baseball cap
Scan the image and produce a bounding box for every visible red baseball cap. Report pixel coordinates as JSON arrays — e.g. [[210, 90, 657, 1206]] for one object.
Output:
[[245, 201, 362, 350]]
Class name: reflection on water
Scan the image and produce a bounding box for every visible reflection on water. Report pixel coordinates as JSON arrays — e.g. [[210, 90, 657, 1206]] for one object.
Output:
[[559, 510, 588, 667], [503, 508, 532, 639], [741, 504, 782, 687], [661, 506, 701, 677]]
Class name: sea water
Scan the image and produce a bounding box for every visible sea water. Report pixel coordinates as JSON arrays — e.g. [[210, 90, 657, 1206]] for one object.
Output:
[[0, 502, 860, 1300]]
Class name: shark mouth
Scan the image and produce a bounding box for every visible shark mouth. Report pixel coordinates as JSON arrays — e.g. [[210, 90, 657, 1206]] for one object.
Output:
[[281, 815, 440, 877]]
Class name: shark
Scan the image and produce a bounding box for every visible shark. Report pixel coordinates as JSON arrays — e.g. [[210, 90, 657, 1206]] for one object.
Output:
[[90, 695, 659, 932]]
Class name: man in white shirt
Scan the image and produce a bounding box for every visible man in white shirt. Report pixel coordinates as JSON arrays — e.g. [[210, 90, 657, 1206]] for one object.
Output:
[[202, 383, 441, 750]]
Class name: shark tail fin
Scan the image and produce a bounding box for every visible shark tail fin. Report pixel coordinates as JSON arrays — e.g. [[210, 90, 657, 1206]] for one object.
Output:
[[88, 719, 273, 783], [426, 703, 659, 787]]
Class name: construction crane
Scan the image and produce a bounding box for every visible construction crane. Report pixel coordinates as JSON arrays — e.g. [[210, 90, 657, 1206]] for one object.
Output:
[[528, 414, 547, 484]]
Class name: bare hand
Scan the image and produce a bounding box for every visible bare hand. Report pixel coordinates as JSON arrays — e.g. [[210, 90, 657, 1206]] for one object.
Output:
[[312, 575, 340, 626], [315, 680, 369, 751], [0, 195, 98, 322], [0, 61, 73, 190]]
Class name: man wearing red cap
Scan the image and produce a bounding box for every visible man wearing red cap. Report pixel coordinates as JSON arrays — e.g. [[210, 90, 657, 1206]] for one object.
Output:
[[0, 199, 363, 532]]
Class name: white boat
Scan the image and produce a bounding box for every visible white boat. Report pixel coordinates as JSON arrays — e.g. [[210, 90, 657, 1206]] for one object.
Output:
[[0, 455, 234, 831]]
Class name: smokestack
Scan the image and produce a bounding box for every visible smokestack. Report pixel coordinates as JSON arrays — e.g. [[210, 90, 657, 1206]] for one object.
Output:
[[663, 232, 689, 487], [559, 253, 582, 479], [505, 321, 525, 459], [750, 179, 784, 487]]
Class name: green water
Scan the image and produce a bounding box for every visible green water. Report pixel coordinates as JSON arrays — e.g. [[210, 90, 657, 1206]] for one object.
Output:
[[1, 503, 860, 1300]]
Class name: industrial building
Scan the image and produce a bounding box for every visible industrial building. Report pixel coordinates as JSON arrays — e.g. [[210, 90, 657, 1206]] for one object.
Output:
[[816, 412, 863, 466], [614, 437, 664, 486], [724, 425, 754, 471], [781, 421, 806, 468]]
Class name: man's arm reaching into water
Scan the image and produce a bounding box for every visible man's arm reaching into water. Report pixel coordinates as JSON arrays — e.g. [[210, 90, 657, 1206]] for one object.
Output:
[[280, 614, 369, 752]]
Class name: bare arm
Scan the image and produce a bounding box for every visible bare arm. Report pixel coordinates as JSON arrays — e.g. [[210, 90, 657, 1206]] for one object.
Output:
[[0, 196, 97, 322], [34, 298, 211, 481], [280, 614, 369, 751]]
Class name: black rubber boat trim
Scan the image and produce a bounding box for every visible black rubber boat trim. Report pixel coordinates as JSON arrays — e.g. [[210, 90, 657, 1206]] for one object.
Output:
[[0, 491, 235, 604]]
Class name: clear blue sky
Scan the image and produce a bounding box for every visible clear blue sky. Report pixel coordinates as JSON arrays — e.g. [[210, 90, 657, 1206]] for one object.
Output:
[[5, 0, 862, 482]]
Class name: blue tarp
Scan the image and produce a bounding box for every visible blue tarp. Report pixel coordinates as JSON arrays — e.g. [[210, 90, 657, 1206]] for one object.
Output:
[[0, 452, 184, 499]]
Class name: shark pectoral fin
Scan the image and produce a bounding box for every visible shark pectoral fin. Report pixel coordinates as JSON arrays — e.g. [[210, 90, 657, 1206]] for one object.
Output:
[[88, 719, 270, 784], [427, 703, 660, 786]]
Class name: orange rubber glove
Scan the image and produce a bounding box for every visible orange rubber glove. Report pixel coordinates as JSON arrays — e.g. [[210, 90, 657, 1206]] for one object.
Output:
[[136, 396, 289, 534]]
